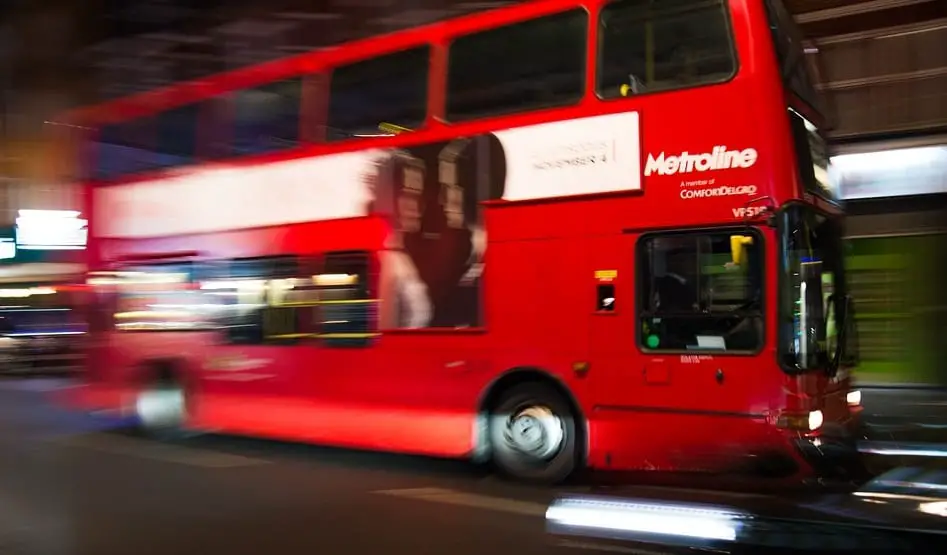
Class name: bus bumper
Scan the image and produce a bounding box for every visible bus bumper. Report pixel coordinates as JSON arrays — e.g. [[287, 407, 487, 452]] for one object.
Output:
[[791, 421, 866, 480]]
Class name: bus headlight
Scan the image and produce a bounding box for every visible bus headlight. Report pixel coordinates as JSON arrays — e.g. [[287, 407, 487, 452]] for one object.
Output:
[[847, 390, 862, 407], [808, 410, 824, 431]]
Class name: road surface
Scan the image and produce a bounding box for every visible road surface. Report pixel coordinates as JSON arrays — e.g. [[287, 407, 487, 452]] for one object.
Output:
[[0, 377, 636, 555]]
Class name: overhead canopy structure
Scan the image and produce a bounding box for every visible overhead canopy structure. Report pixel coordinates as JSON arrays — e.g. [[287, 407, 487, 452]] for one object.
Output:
[[787, 0, 947, 140]]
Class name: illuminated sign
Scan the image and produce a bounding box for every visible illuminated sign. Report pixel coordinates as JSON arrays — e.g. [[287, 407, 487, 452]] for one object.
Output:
[[834, 146, 947, 200], [594, 270, 618, 282], [15, 209, 88, 250], [0, 238, 14, 260], [0, 286, 56, 298]]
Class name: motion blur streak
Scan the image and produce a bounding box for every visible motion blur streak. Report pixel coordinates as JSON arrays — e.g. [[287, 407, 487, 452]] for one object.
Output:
[[545, 496, 743, 544], [919, 501, 947, 517], [858, 441, 947, 458]]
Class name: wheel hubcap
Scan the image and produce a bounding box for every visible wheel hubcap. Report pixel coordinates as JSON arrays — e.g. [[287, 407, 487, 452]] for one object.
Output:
[[503, 405, 564, 460]]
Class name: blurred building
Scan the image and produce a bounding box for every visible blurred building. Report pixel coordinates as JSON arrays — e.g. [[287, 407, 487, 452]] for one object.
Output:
[[0, 1, 91, 284]]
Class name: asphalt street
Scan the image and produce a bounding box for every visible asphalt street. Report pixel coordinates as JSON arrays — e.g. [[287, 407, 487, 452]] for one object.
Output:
[[859, 385, 947, 444], [6, 376, 937, 555], [0, 377, 635, 555]]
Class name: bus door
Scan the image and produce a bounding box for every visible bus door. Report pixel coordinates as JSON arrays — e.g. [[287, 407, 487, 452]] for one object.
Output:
[[590, 229, 767, 469]]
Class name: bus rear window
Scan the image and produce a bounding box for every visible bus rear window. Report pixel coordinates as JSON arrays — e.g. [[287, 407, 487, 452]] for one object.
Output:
[[155, 103, 199, 168], [95, 118, 155, 180], [597, 0, 736, 99], [94, 102, 207, 179]]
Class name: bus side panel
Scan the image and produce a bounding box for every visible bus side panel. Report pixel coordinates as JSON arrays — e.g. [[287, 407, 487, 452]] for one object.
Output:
[[485, 214, 593, 393], [587, 410, 795, 473], [582, 227, 796, 474]]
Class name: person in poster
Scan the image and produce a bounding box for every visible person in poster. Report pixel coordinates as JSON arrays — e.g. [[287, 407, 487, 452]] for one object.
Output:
[[364, 148, 433, 329], [425, 134, 506, 327], [364, 133, 506, 330]]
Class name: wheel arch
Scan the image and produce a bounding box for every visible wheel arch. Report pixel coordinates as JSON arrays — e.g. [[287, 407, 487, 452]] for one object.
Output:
[[138, 357, 188, 387]]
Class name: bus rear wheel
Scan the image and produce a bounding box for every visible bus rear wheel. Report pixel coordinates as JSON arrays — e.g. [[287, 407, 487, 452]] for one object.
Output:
[[134, 379, 189, 439], [489, 382, 578, 484]]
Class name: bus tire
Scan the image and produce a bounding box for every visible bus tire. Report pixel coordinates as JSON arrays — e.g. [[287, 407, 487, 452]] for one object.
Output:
[[489, 382, 577, 484], [134, 376, 190, 440]]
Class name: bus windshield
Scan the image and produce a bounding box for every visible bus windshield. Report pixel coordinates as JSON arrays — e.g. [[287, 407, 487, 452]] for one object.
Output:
[[765, 0, 821, 113], [778, 205, 856, 373], [789, 108, 835, 202]]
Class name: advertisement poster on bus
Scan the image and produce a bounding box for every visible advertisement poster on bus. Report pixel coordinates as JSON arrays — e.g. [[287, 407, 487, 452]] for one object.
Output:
[[363, 136, 504, 329], [94, 112, 643, 330]]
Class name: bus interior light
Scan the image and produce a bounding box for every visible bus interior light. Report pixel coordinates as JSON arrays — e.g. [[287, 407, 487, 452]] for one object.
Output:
[[200, 280, 266, 291], [314, 274, 358, 286]]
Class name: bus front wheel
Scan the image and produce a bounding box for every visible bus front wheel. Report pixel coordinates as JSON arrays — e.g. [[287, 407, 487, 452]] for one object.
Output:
[[489, 382, 578, 484]]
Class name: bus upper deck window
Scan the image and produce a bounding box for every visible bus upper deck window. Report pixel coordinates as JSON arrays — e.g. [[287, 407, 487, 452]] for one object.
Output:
[[597, 0, 736, 99]]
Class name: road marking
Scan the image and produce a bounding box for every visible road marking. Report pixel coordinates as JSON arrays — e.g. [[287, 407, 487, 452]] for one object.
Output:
[[373, 487, 547, 517], [49, 433, 270, 468]]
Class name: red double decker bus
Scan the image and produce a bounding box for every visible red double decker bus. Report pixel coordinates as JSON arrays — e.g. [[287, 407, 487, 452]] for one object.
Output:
[[60, 0, 861, 483]]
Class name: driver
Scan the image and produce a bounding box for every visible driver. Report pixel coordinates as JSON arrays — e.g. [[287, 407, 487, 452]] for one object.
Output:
[[653, 244, 699, 312]]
